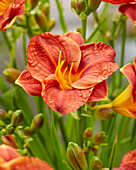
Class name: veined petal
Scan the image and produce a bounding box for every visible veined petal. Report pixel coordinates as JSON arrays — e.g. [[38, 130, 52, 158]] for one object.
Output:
[[15, 70, 42, 97], [119, 3, 136, 24], [113, 107, 136, 118], [0, 156, 54, 170], [88, 80, 108, 102], [120, 63, 136, 89], [102, 0, 136, 4], [0, 145, 20, 162], [65, 32, 85, 46], [71, 59, 118, 89], [27, 32, 81, 81], [41, 75, 93, 114]]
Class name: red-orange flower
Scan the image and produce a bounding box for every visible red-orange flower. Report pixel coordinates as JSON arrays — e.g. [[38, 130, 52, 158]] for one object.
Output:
[[16, 32, 118, 114], [0, 0, 26, 31], [102, 0, 136, 24], [0, 144, 54, 170], [113, 149, 136, 170]]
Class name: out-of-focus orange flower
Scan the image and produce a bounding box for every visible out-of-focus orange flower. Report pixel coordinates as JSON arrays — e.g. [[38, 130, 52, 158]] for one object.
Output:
[[1, 135, 18, 149], [16, 32, 118, 114], [102, 0, 136, 24], [0, 144, 54, 170], [0, 0, 26, 31], [113, 149, 136, 169], [92, 57, 136, 118]]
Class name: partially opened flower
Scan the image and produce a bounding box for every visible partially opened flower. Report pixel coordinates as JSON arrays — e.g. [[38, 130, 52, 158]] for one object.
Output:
[[16, 31, 118, 114], [0, 0, 27, 31], [102, 0, 136, 24], [92, 57, 136, 118], [113, 149, 136, 169], [0, 144, 54, 169]]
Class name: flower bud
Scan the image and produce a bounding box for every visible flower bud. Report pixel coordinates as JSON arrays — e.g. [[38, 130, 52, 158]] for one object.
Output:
[[5, 124, 15, 134], [31, 114, 44, 133], [3, 68, 21, 85], [35, 10, 47, 30], [91, 145, 99, 155], [7, 110, 14, 118], [47, 18, 55, 31], [83, 147, 90, 156], [83, 127, 93, 139], [29, 0, 39, 9], [1, 135, 17, 149], [87, 102, 97, 108], [67, 142, 88, 170], [88, 0, 101, 12], [94, 108, 115, 120], [71, 0, 77, 11], [41, 3, 50, 17], [76, 0, 86, 15], [93, 131, 106, 145], [91, 156, 102, 170], [23, 127, 33, 136], [11, 110, 24, 126], [0, 109, 6, 119]]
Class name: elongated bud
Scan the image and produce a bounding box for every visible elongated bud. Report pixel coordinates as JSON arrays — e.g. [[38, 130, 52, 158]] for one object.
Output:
[[67, 142, 88, 170], [94, 108, 115, 120], [87, 102, 97, 108], [0, 109, 6, 119], [23, 127, 33, 136], [76, 0, 86, 15], [11, 110, 24, 126], [35, 10, 47, 30], [3, 68, 21, 85], [93, 131, 106, 145], [5, 124, 15, 134], [31, 114, 44, 133], [83, 147, 90, 156], [41, 3, 50, 17], [47, 18, 55, 31], [71, 0, 77, 11], [1, 135, 17, 149], [83, 127, 93, 139], [29, 0, 39, 9], [91, 156, 102, 170], [88, 0, 101, 12], [7, 110, 14, 118]]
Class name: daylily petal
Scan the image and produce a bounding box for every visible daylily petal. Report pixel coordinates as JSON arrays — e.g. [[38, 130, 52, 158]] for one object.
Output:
[[88, 80, 108, 102], [27, 32, 81, 81], [65, 32, 85, 46], [1, 156, 54, 170], [102, 0, 136, 4], [119, 3, 136, 24], [71, 58, 118, 89], [41, 75, 93, 114], [120, 63, 136, 89], [16, 70, 42, 97], [0, 145, 20, 162], [113, 107, 135, 118]]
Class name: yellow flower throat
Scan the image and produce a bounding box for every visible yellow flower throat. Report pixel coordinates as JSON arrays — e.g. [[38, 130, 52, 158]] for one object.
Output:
[[55, 51, 78, 90], [0, 0, 14, 16]]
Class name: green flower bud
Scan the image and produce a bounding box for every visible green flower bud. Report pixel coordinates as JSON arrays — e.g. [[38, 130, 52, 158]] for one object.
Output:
[[41, 3, 50, 17], [67, 142, 88, 170], [94, 108, 115, 120], [47, 18, 55, 31], [7, 110, 14, 118], [5, 124, 15, 134], [93, 131, 106, 145], [83, 127, 93, 139], [29, 0, 39, 9], [23, 127, 33, 136], [71, 0, 77, 11], [83, 147, 90, 156], [91, 156, 102, 170], [31, 114, 44, 133], [76, 0, 86, 15], [11, 110, 24, 126], [0, 109, 6, 118], [35, 10, 47, 30], [3, 68, 21, 85], [88, 0, 101, 12], [91, 145, 99, 155]]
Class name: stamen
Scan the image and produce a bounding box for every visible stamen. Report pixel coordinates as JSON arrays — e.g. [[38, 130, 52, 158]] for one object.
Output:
[[68, 62, 74, 85]]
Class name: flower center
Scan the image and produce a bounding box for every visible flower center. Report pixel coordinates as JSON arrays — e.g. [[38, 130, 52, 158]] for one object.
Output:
[[0, 0, 14, 16], [55, 51, 78, 90]]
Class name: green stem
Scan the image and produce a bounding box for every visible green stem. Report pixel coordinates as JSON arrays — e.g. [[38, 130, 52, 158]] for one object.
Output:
[[26, 13, 34, 38], [22, 32, 27, 66], [2, 31, 12, 50], [81, 19, 87, 42], [55, 0, 67, 33]]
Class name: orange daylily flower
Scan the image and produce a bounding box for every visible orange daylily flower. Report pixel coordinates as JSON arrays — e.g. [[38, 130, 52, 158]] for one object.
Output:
[[102, 0, 136, 24], [113, 149, 136, 169], [0, 144, 54, 170], [0, 0, 27, 31], [16, 32, 118, 114], [93, 57, 136, 118]]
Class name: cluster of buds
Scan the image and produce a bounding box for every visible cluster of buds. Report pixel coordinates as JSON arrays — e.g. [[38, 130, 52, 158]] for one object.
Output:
[[71, 0, 101, 16], [31, 2, 55, 32], [83, 127, 106, 156]]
